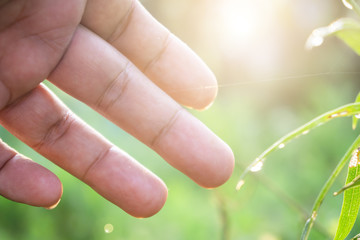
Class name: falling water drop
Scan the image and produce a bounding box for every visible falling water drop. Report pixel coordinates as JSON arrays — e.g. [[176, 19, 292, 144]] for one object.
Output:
[[250, 158, 264, 172], [342, 0, 354, 9], [104, 224, 114, 234]]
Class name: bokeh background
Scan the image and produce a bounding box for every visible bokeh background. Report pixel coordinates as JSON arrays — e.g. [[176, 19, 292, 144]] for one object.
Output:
[[1, 0, 360, 239]]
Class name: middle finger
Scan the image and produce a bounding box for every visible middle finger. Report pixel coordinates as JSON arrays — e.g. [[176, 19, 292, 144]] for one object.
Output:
[[49, 26, 234, 188], [81, 0, 217, 109]]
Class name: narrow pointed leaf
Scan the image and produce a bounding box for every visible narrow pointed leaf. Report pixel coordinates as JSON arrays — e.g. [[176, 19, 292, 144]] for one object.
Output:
[[237, 102, 360, 188], [334, 148, 360, 240], [301, 136, 360, 240], [306, 18, 360, 55]]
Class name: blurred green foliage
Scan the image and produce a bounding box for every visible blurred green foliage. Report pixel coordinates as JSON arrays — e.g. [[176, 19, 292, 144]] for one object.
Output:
[[1, 0, 360, 239]]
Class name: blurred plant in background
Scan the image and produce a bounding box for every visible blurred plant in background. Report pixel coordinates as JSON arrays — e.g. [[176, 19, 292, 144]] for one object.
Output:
[[235, 0, 360, 238], [1, 0, 360, 240]]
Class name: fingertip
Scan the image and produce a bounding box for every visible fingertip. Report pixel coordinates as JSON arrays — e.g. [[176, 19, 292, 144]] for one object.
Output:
[[170, 41, 219, 110], [188, 69, 218, 111], [197, 141, 235, 189], [83, 147, 168, 218], [44, 195, 62, 210], [170, 37, 218, 110], [145, 34, 218, 110], [128, 177, 168, 218], [24, 157, 63, 209], [0, 155, 63, 208], [42, 175, 63, 209], [153, 110, 234, 189]]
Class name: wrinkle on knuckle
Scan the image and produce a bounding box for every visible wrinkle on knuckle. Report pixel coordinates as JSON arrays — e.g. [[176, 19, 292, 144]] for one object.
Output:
[[0, 152, 16, 172], [142, 31, 171, 74], [81, 145, 113, 182], [34, 26, 73, 54], [150, 108, 183, 148], [0, 80, 11, 111], [107, 0, 136, 44], [95, 62, 132, 111], [33, 111, 75, 151]]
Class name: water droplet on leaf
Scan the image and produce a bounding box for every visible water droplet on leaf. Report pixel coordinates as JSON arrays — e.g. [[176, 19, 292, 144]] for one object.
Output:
[[104, 224, 114, 234], [339, 111, 348, 116], [302, 130, 310, 135], [329, 113, 339, 118], [311, 211, 318, 220], [250, 158, 264, 172], [278, 143, 285, 149]]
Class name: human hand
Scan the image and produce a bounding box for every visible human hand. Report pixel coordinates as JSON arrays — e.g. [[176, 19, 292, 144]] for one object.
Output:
[[0, 0, 234, 217]]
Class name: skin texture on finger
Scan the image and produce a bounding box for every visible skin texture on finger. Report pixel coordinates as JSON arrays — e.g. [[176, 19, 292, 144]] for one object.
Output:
[[0, 85, 167, 218], [82, 0, 217, 110], [0, 0, 85, 109], [0, 139, 62, 208], [0, 0, 9, 8], [49, 26, 234, 188]]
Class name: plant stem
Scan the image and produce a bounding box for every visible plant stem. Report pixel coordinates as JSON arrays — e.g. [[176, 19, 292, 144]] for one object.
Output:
[[215, 192, 230, 240], [301, 134, 360, 240]]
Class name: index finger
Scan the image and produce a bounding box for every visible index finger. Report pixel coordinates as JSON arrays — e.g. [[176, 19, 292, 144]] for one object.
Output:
[[49, 26, 234, 188], [81, 0, 217, 110]]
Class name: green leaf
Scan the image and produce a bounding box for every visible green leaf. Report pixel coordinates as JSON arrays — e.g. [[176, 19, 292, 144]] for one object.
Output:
[[353, 92, 360, 129], [300, 137, 360, 240], [234, 102, 360, 239], [306, 18, 360, 56], [236, 102, 360, 190], [334, 148, 360, 240]]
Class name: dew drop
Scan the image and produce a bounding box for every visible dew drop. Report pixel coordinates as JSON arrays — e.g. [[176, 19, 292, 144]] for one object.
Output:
[[339, 111, 348, 116], [329, 113, 339, 118], [236, 180, 245, 191], [349, 148, 360, 168], [104, 224, 114, 234], [311, 211, 318, 220], [342, 0, 354, 9], [302, 130, 310, 135], [250, 158, 264, 172], [278, 143, 285, 149]]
